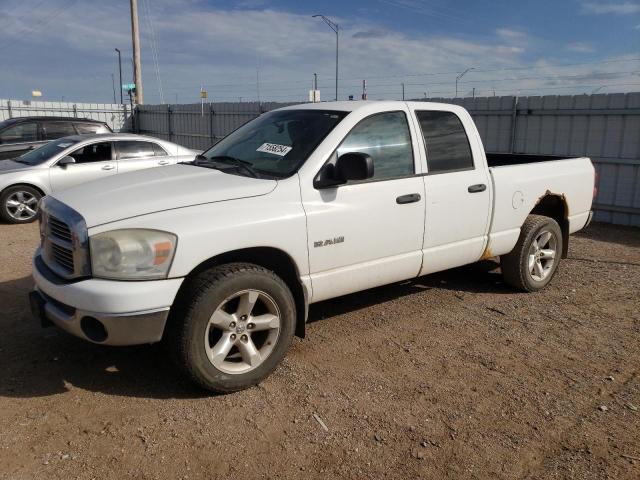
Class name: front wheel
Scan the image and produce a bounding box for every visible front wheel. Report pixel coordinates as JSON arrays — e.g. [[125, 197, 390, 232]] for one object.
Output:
[[168, 263, 296, 393], [500, 214, 563, 292], [0, 185, 42, 224]]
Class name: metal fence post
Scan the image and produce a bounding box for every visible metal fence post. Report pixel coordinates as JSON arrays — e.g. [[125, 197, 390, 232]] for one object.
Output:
[[509, 96, 518, 153], [209, 104, 215, 145], [72, 104, 78, 118], [167, 105, 172, 142]]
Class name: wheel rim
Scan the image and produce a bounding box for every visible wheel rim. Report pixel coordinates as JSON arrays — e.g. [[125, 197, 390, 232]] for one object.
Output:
[[204, 289, 281, 374], [5, 191, 38, 221], [528, 229, 557, 282]]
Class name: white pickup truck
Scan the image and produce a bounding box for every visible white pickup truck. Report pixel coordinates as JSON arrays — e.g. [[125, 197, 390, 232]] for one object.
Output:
[[29, 101, 595, 392]]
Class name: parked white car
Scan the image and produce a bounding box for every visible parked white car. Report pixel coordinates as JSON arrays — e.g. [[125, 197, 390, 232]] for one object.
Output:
[[30, 101, 595, 393], [0, 133, 198, 223]]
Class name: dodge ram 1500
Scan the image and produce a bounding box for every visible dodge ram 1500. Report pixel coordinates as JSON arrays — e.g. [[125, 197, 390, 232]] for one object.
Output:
[[30, 101, 595, 392]]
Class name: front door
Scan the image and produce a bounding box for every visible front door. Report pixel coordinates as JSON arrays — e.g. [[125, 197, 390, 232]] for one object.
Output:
[[49, 141, 117, 192], [412, 108, 492, 274], [302, 110, 426, 303]]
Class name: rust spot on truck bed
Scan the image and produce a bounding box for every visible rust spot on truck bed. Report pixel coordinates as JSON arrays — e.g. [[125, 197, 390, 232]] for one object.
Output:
[[480, 247, 494, 260]]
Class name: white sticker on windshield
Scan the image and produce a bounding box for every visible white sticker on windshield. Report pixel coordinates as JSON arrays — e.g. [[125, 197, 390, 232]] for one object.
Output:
[[257, 143, 292, 157], [57, 142, 73, 148]]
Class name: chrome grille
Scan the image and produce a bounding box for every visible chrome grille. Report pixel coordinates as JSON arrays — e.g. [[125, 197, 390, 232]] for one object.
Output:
[[49, 216, 72, 242], [50, 242, 74, 272], [39, 197, 90, 280]]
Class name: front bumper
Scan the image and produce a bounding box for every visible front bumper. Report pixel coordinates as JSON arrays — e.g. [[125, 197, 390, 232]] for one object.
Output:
[[31, 254, 184, 346]]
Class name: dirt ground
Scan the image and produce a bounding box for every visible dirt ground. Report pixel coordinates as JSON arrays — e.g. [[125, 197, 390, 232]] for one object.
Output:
[[0, 222, 638, 480]]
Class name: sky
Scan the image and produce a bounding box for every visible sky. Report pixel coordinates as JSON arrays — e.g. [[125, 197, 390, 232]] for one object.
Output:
[[1, 0, 639, 104]]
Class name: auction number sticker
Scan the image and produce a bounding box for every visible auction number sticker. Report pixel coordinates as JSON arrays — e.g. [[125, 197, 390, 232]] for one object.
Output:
[[257, 143, 292, 156]]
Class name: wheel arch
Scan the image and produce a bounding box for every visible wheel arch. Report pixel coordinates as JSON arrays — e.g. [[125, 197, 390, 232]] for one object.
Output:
[[1, 182, 46, 198], [529, 193, 569, 258], [175, 247, 308, 338]]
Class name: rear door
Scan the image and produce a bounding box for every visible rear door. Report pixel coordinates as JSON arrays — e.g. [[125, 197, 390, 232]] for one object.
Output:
[[0, 121, 43, 159], [49, 141, 117, 192], [40, 121, 77, 141], [115, 140, 173, 173], [411, 108, 491, 274]]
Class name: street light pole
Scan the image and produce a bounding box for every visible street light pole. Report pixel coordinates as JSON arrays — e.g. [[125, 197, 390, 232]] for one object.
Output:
[[313, 14, 339, 101], [115, 48, 123, 104], [455, 67, 474, 98], [130, 0, 144, 104]]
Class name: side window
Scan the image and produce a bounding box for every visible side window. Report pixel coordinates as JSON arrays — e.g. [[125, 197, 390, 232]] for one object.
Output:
[[68, 142, 112, 164], [0, 122, 38, 144], [75, 123, 109, 134], [416, 111, 474, 174], [117, 141, 155, 159], [336, 111, 414, 180], [42, 122, 77, 140], [152, 143, 168, 156]]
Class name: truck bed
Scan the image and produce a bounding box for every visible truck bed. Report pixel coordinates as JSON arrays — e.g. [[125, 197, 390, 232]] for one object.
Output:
[[486, 153, 581, 168]]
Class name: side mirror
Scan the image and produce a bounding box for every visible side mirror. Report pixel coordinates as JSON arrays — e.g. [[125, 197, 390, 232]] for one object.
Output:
[[57, 156, 76, 167], [335, 152, 374, 182], [313, 152, 374, 189]]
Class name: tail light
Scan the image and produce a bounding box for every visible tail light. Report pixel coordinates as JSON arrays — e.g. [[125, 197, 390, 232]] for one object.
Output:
[[593, 170, 598, 199]]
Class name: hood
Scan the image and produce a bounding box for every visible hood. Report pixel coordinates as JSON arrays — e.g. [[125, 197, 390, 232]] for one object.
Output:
[[52, 164, 277, 227], [0, 159, 29, 173]]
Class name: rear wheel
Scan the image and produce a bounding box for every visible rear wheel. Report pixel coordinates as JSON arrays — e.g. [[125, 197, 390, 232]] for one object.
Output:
[[168, 263, 296, 393], [0, 185, 42, 224], [500, 214, 563, 292]]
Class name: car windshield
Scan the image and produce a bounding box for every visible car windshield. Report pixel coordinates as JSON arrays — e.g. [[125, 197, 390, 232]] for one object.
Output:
[[197, 109, 348, 178], [16, 138, 80, 165]]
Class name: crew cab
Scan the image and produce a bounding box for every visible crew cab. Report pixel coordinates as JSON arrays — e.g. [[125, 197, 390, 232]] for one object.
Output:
[[29, 101, 595, 393]]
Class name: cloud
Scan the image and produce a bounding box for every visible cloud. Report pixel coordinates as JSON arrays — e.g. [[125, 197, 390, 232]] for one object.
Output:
[[352, 29, 393, 39], [495, 28, 527, 40], [566, 42, 596, 53], [581, 2, 640, 14]]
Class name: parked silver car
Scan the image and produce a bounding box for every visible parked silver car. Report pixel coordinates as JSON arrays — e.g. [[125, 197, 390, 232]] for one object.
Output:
[[0, 133, 198, 223]]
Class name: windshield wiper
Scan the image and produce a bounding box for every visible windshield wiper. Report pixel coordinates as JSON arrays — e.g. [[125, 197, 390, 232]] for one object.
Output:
[[194, 154, 260, 178]]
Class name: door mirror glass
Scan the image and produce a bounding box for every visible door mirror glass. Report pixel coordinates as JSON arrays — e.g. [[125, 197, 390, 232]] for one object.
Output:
[[314, 152, 374, 189], [57, 156, 76, 167], [335, 152, 374, 182]]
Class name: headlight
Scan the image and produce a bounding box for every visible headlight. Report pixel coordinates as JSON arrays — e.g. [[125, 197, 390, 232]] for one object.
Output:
[[90, 229, 177, 280]]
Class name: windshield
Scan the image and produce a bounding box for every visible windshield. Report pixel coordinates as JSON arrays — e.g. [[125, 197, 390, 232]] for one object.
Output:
[[198, 109, 348, 178], [16, 138, 79, 165]]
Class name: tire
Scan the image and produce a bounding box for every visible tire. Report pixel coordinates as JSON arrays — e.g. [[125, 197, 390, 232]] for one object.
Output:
[[0, 185, 42, 224], [168, 262, 296, 393], [500, 214, 563, 292]]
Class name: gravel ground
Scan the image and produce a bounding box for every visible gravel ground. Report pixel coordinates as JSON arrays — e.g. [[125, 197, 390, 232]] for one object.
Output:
[[0, 222, 638, 480]]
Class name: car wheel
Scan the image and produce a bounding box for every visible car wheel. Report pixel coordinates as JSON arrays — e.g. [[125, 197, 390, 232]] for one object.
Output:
[[500, 214, 563, 292], [168, 263, 296, 393], [0, 185, 42, 224]]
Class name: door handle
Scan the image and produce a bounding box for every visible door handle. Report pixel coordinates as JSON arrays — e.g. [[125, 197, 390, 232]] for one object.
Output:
[[396, 193, 421, 204], [102, 164, 115, 171], [158, 160, 170, 165], [468, 184, 486, 193]]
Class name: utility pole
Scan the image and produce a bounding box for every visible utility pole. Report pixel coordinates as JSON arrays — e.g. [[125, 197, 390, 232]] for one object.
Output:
[[115, 48, 123, 104], [472, 87, 476, 99], [402, 83, 405, 100], [130, 0, 144, 104], [455, 67, 474, 98], [313, 15, 339, 101], [362, 79, 367, 100]]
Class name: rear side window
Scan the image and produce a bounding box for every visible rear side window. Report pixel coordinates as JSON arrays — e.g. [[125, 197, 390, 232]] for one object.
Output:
[[337, 111, 414, 180], [42, 121, 77, 140], [75, 123, 110, 134], [0, 122, 38, 144], [152, 143, 168, 156], [416, 111, 474, 174], [117, 141, 155, 159]]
